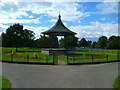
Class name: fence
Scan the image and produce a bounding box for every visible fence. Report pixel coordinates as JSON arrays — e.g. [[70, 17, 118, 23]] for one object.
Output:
[[1, 51, 120, 65], [53, 55, 58, 65], [76, 49, 119, 54], [1, 53, 59, 65], [67, 54, 120, 65]]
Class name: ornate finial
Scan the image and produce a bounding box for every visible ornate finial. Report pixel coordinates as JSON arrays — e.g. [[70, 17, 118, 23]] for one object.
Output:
[[59, 11, 60, 15], [58, 11, 61, 19]]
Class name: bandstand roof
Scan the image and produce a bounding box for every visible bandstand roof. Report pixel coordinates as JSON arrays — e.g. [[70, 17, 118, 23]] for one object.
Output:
[[41, 15, 77, 36]]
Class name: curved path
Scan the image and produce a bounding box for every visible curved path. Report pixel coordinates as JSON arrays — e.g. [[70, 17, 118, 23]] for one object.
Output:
[[2, 62, 119, 88]]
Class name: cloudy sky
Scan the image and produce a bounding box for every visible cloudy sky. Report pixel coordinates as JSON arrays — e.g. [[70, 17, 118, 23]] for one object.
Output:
[[0, 0, 119, 41]]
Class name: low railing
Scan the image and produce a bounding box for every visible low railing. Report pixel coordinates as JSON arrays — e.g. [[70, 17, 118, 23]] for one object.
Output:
[[1, 53, 59, 65], [67, 54, 120, 65]]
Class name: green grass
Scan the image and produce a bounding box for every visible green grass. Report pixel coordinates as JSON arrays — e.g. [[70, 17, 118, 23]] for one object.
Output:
[[0, 75, 12, 89], [113, 75, 120, 89], [76, 49, 119, 54], [1, 47, 119, 64], [1, 51, 119, 63], [67, 51, 119, 63], [1, 52, 53, 63], [1, 47, 41, 53], [58, 55, 67, 61]]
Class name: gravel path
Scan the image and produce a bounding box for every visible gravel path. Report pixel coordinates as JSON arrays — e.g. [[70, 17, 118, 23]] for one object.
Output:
[[2, 62, 119, 88]]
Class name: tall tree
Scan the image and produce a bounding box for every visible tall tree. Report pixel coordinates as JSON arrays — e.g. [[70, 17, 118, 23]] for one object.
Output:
[[2, 23, 35, 49], [23, 29, 35, 47], [1, 33, 7, 47], [78, 38, 88, 47], [107, 36, 120, 49], [59, 36, 78, 48], [91, 41, 97, 48], [87, 41, 92, 48], [97, 36, 107, 49], [3, 23, 24, 47], [108, 35, 117, 42], [35, 35, 58, 48]]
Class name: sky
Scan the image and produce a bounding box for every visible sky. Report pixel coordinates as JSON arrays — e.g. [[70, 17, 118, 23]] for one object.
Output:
[[0, 0, 119, 41]]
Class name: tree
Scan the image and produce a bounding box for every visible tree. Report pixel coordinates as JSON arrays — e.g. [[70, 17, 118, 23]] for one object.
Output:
[[1, 33, 7, 47], [107, 36, 120, 49], [2, 23, 35, 49], [78, 38, 88, 47], [35, 35, 58, 48], [97, 36, 107, 49], [108, 35, 117, 42], [91, 41, 97, 48], [87, 41, 92, 48], [2, 23, 24, 47], [59, 36, 78, 49], [23, 29, 35, 47]]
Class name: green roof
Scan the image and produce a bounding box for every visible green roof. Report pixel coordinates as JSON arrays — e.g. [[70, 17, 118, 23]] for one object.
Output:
[[42, 15, 77, 36]]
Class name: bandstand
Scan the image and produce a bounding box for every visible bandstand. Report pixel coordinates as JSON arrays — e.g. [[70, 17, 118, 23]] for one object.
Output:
[[41, 14, 77, 55]]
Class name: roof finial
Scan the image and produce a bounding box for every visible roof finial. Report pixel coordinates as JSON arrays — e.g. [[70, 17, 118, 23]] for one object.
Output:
[[58, 11, 61, 19], [59, 11, 60, 15]]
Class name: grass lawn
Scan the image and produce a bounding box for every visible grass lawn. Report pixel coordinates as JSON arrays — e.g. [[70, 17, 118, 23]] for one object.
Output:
[[1, 47, 119, 64], [1, 47, 41, 53], [67, 51, 119, 63], [0, 75, 12, 89], [113, 75, 120, 89], [76, 49, 119, 54], [1, 52, 53, 63]]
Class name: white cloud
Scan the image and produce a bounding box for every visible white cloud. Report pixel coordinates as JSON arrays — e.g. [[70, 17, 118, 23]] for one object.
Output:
[[0, 23, 47, 39], [0, 1, 89, 25], [18, 2, 90, 21], [78, 21, 81, 23], [0, 1, 118, 41], [0, 18, 40, 24], [70, 22, 118, 41], [0, 21, 118, 41], [28, 16, 34, 18], [0, 24, 10, 34], [49, 19, 57, 23], [96, 2, 118, 14], [0, 0, 19, 6], [100, 17, 107, 21], [9, 0, 120, 2], [24, 25, 49, 39], [63, 22, 68, 27], [103, 0, 119, 2], [6, 11, 29, 19], [0, 24, 9, 31]]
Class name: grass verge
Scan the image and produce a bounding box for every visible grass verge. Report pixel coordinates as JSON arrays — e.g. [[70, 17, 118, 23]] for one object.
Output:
[[113, 75, 120, 90], [0, 75, 11, 89]]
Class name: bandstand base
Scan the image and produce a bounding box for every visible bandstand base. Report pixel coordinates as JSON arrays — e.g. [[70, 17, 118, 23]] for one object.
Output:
[[41, 48, 75, 55]]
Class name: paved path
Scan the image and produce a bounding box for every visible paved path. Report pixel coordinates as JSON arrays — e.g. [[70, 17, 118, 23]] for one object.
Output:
[[2, 62, 119, 88], [58, 60, 66, 65]]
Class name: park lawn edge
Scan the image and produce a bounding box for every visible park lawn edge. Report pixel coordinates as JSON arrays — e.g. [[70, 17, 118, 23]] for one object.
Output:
[[0, 75, 12, 89], [113, 75, 120, 89]]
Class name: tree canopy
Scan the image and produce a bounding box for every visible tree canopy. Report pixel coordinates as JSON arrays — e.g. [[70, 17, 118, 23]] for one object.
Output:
[[97, 36, 107, 49], [59, 36, 78, 49], [2, 23, 35, 47], [106, 36, 120, 49], [79, 38, 88, 47], [1, 23, 120, 49], [35, 35, 58, 48]]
